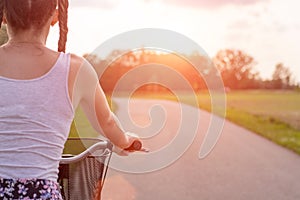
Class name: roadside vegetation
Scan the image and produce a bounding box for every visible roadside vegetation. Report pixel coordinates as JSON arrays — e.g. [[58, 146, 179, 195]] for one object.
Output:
[[131, 89, 300, 155]]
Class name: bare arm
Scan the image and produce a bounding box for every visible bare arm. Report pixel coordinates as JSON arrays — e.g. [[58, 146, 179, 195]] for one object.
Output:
[[69, 54, 135, 149]]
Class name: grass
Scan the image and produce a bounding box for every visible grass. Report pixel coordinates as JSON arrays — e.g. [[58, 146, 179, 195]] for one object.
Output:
[[224, 90, 300, 154], [69, 98, 115, 138], [226, 107, 300, 154], [129, 89, 300, 155], [225, 90, 300, 130]]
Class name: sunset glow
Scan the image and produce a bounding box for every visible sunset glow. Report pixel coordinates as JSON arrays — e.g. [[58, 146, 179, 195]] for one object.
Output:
[[47, 0, 300, 82]]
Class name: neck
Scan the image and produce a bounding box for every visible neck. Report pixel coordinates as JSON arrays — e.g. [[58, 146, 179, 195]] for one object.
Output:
[[9, 35, 46, 46], [7, 27, 49, 46]]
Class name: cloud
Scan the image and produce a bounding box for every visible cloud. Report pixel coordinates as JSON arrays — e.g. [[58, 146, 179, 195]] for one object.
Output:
[[220, 0, 300, 80], [227, 1, 294, 34], [158, 0, 267, 8]]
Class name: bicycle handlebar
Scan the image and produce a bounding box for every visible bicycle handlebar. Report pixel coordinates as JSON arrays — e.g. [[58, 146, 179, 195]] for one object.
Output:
[[60, 140, 112, 164]]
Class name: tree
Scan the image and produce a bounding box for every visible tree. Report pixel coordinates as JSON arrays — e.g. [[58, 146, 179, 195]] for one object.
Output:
[[271, 63, 293, 89], [213, 49, 259, 89]]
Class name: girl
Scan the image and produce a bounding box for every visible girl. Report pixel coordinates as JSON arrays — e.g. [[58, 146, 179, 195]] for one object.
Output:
[[0, 0, 139, 199]]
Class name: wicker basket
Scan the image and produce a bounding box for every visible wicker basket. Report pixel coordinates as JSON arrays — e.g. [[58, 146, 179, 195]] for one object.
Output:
[[58, 138, 113, 200]]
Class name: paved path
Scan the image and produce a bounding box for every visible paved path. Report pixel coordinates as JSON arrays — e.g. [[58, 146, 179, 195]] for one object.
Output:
[[102, 99, 300, 200]]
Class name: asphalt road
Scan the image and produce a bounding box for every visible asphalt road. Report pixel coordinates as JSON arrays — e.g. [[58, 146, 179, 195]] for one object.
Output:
[[102, 98, 300, 200]]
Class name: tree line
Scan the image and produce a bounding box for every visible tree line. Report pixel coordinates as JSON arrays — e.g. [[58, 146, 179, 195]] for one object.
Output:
[[213, 49, 299, 90], [83, 49, 299, 93]]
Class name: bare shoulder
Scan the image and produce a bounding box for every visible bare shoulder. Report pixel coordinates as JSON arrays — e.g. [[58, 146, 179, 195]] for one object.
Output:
[[69, 53, 86, 76], [70, 53, 96, 73], [67, 53, 99, 106], [69, 53, 98, 82], [70, 53, 85, 69], [70, 53, 94, 70]]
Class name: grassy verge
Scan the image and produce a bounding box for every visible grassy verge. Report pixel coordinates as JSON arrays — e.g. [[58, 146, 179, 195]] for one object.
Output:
[[226, 107, 300, 154], [224, 90, 300, 154], [130, 90, 300, 155]]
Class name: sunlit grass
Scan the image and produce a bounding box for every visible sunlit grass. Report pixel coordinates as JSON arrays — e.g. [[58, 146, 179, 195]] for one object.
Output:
[[223, 90, 300, 154], [226, 107, 300, 154], [225, 90, 300, 130], [69, 97, 115, 138], [126, 89, 300, 155]]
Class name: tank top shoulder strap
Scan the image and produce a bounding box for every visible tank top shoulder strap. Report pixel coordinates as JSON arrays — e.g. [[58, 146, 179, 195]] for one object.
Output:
[[47, 52, 74, 113], [50, 52, 71, 79]]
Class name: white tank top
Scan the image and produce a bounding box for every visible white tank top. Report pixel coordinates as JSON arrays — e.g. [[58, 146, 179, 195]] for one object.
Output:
[[0, 52, 74, 181]]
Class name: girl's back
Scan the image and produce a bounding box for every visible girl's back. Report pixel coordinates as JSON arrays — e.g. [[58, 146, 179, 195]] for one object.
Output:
[[0, 46, 74, 181]]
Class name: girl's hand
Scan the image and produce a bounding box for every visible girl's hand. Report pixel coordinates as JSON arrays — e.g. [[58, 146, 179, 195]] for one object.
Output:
[[113, 132, 142, 156], [124, 140, 143, 152]]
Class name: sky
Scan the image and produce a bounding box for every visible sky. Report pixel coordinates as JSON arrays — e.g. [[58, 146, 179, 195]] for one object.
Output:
[[47, 0, 300, 82]]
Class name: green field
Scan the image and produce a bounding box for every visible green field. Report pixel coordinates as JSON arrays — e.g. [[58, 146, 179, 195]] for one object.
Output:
[[225, 90, 300, 130], [223, 90, 300, 154], [69, 90, 300, 155], [130, 89, 300, 155]]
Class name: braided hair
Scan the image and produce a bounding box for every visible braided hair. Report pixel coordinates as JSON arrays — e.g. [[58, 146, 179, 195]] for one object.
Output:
[[58, 0, 69, 53], [0, 0, 69, 52]]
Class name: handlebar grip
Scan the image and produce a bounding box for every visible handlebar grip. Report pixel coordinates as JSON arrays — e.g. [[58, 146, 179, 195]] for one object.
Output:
[[125, 140, 142, 151]]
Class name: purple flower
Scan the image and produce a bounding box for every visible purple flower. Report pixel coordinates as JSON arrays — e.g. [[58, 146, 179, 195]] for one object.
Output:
[[0, 187, 4, 197], [18, 184, 28, 195]]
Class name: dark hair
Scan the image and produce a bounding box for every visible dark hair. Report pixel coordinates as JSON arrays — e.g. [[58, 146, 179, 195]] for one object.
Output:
[[0, 0, 69, 52]]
